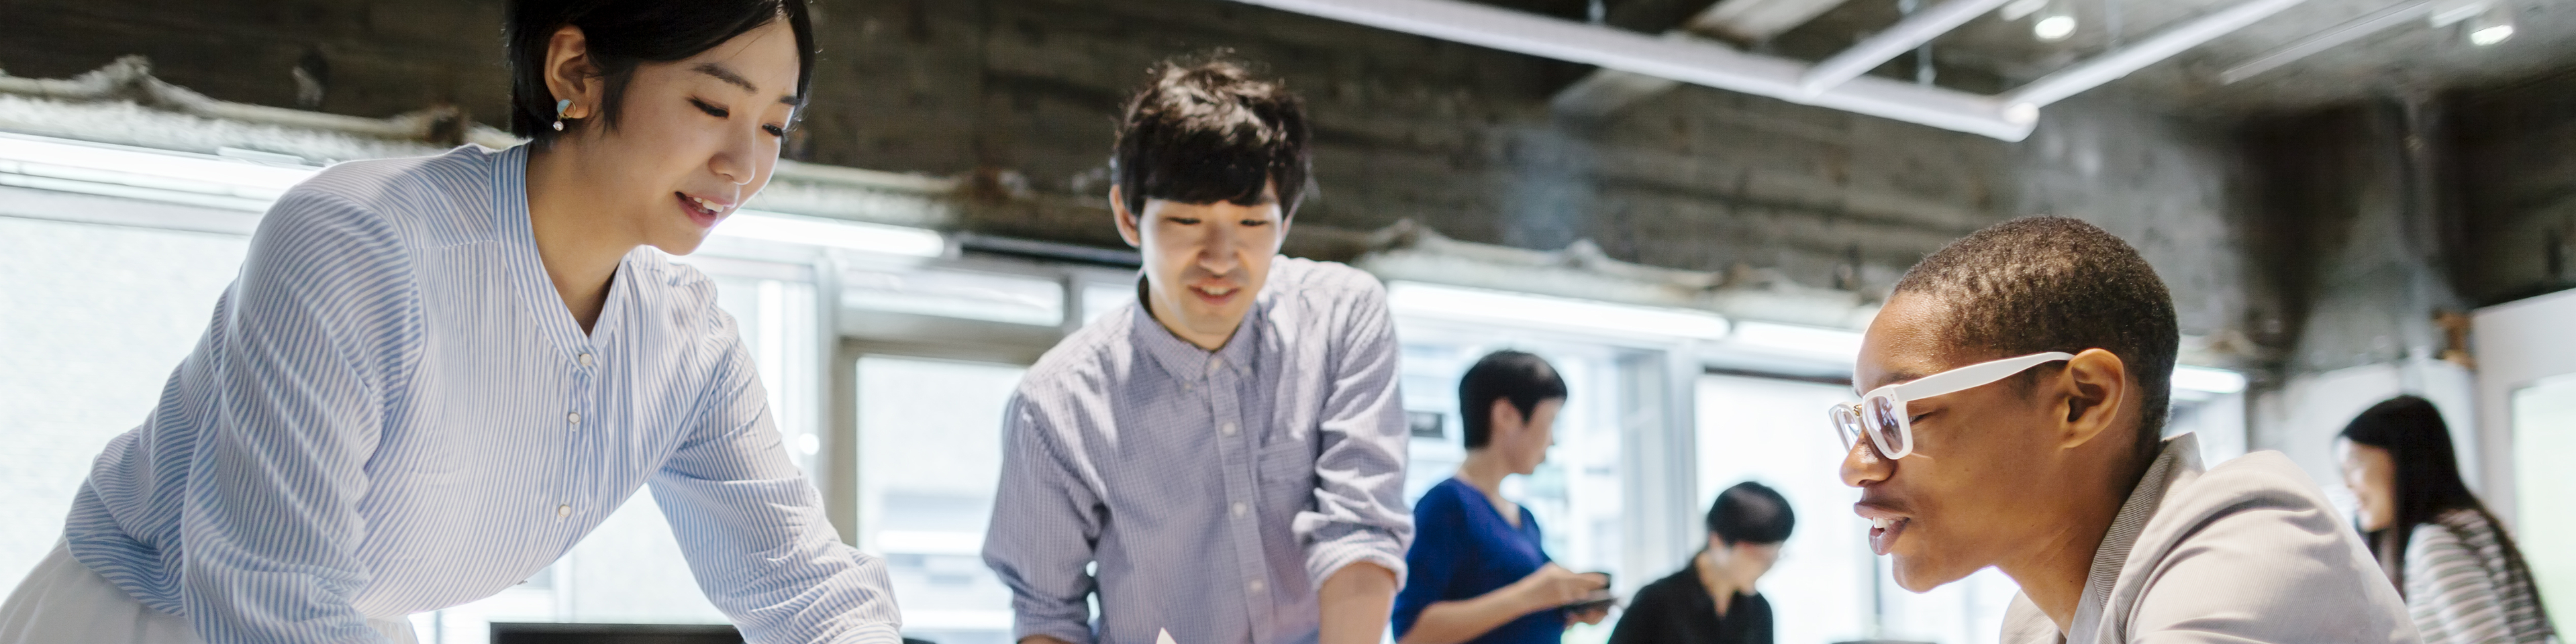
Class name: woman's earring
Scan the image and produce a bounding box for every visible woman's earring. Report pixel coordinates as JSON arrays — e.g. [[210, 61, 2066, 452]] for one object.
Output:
[[552, 99, 573, 131]]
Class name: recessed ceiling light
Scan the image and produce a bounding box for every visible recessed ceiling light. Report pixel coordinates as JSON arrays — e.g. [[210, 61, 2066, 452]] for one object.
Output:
[[2032, 1, 2079, 42], [2467, 4, 2516, 46]]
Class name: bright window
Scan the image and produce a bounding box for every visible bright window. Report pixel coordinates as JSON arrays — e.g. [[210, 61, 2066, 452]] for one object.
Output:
[[854, 355, 1028, 644], [2512, 374, 2576, 625], [0, 217, 249, 587], [1695, 374, 2018, 644]]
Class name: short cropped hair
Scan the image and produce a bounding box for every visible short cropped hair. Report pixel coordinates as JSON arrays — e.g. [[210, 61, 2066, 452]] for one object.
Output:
[[1110, 55, 1312, 219], [1891, 216, 2180, 464], [505, 0, 816, 147], [1707, 481, 1794, 545], [1458, 351, 1567, 449]]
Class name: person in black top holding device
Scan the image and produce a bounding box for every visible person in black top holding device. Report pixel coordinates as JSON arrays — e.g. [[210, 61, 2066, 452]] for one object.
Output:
[[1609, 481, 1793, 644]]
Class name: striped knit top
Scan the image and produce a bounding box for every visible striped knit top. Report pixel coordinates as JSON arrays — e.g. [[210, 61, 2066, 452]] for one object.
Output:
[[61, 144, 901, 643], [2405, 509, 2557, 644]]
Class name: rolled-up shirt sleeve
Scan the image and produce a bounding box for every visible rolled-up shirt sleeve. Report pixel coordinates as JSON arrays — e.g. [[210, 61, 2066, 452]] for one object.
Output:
[[652, 336, 902, 644], [1293, 277, 1413, 587], [983, 396, 1105, 644]]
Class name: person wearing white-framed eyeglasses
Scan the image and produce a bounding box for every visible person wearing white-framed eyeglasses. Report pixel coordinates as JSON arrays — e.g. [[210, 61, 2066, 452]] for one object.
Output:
[[1837, 217, 2415, 644]]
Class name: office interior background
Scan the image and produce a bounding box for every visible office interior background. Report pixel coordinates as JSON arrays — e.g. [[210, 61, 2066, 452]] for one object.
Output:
[[1, 0, 2573, 642]]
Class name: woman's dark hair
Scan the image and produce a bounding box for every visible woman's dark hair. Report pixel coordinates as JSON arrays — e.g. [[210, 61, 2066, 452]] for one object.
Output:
[[2342, 395, 2546, 613], [1110, 54, 1312, 219], [1707, 481, 1794, 546], [505, 0, 816, 147], [1458, 350, 1567, 449]]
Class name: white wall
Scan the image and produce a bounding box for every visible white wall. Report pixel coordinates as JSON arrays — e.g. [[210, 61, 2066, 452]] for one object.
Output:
[[2253, 358, 2477, 517], [2471, 288, 2576, 527]]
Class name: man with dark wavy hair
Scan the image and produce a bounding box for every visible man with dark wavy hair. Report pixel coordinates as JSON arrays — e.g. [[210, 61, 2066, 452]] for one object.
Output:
[[984, 55, 1411, 644], [1837, 216, 2414, 644]]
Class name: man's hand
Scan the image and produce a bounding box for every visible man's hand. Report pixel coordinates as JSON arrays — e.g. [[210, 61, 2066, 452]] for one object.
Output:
[[1318, 561, 1399, 644]]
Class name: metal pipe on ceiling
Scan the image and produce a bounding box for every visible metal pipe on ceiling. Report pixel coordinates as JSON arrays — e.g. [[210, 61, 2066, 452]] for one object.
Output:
[[1799, 0, 2018, 96], [2004, 0, 2314, 107], [2218, 0, 2434, 84], [1221, 0, 2306, 141], [1224, 0, 2034, 139]]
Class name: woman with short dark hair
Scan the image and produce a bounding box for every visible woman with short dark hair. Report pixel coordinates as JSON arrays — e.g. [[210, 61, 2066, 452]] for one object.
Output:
[[2340, 395, 2556, 644], [1393, 351, 1611, 644], [0, 1, 902, 642], [1606, 481, 1792, 644]]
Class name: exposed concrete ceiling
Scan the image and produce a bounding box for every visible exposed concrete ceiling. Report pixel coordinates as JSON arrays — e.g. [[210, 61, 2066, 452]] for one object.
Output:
[[1848, 0, 2576, 113], [1552, 0, 1857, 119], [1525, 0, 2576, 122]]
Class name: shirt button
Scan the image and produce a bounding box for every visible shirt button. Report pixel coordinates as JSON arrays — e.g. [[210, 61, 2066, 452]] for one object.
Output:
[[1248, 580, 1265, 593], [1220, 422, 1238, 436], [1232, 501, 1248, 517], [578, 353, 594, 367], [555, 504, 572, 518], [566, 412, 581, 425]]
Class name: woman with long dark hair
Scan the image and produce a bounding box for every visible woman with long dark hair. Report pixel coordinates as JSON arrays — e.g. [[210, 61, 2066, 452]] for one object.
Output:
[[2340, 395, 2556, 644], [0, 1, 903, 642]]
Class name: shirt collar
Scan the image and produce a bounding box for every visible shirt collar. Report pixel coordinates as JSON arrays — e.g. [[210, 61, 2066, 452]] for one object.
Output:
[[2069, 432, 2206, 633], [1126, 276, 1261, 382], [491, 144, 629, 354]]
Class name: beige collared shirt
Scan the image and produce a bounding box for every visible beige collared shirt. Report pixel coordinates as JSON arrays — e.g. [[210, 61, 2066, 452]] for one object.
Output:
[[2000, 433, 2422, 644]]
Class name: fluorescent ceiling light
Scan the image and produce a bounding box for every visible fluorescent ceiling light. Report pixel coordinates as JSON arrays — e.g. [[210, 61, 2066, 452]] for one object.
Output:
[[1386, 282, 1732, 341], [720, 210, 946, 258], [0, 132, 317, 209], [2172, 365, 2247, 394], [1727, 321, 1865, 364], [0, 131, 947, 258]]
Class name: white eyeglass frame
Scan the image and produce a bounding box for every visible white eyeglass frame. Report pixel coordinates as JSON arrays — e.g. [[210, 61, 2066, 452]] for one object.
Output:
[[1829, 351, 2075, 460]]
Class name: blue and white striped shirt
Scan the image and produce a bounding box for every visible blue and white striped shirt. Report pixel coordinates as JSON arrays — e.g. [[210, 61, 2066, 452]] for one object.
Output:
[[61, 144, 901, 644], [982, 261, 1414, 644]]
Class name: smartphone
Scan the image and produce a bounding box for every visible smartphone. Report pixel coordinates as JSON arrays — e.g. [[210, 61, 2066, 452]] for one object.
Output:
[[1563, 572, 1616, 612]]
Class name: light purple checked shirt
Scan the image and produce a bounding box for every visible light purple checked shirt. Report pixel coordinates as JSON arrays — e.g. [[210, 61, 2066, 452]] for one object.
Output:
[[982, 259, 1414, 644]]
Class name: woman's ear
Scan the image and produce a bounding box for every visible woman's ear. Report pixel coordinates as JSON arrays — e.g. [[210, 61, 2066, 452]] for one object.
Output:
[[542, 25, 600, 121], [1489, 398, 1524, 438]]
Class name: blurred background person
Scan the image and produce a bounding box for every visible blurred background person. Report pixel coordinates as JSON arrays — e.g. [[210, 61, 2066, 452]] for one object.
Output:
[[2340, 395, 2558, 644], [1395, 350, 1609, 644], [1607, 481, 1792, 644]]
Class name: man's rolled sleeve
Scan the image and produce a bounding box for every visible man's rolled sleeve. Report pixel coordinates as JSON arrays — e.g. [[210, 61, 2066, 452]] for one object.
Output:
[[1293, 276, 1413, 587]]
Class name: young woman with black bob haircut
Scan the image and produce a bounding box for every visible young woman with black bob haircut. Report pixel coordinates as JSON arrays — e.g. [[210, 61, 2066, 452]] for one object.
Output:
[[0, 1, 904, 642], [2339, 395, 2557, 644], [1394, 350, 1612, 644], [1607, 481, 1792, 644]]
